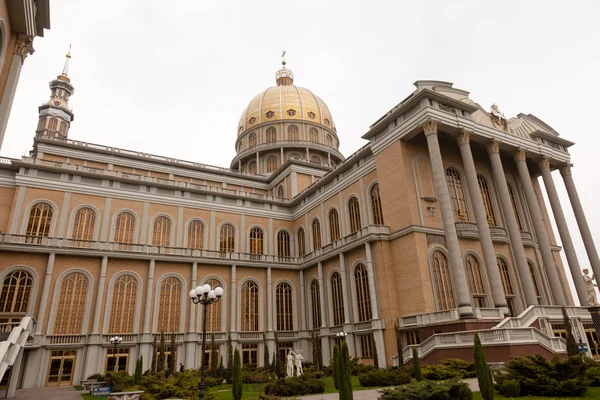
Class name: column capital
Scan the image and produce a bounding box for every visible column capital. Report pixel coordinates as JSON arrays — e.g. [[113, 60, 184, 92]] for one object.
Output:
[[486, 139, 501, 155], [421, 120, 438, 136], [560, 163, 573, 176], [14, 35, 35, 65], [539, 156, 551, 170], [514, 148, 527, 162], [456, 130, 472, 146]]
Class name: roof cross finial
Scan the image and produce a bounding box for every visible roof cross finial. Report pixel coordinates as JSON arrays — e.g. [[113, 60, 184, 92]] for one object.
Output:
[[62, 44, 72, 76], [281, 50, 286, 66]]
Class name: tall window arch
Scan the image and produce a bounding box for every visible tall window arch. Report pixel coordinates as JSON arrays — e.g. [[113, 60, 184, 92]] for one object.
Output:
[[508, 184, 524, 231], [26, 202, 53, 243], [241, 281, 259, 331], [477, 175, 497, 226], [203, 278, 222, 332], [152, 216, 171, 247], [0, 270, 33, 323], [371, 184, 384, 225], [276, 282, 293, 331], [348, 197, 362, 233], [497, 257, 517, 316], [288, 125, 299, 141], [277, 231, 291, 260], [108, 275, 137, 334], [248, 161, 257, 174], [331, 272, 345, 326], [329, 209, 340, 242], [249, 227, 264, 260], [157, 277, 181, 333], [277, 186, 284, 198], [114, 212, 135, 244], [53, 272, 89, 334], [311, 280, 321, 329], [446, 168, 469, 221], [48, 118, 58, 131], [326, 134, 332, 147], [309, 128, 318, 143], [249, 133, 257, 148], [312, 219, 322, 250], [266, 127, 276, 143], [529, 261, 544, 304], [355, 264, 372, 322], [187, 220, 204, 250], [431, 251, 456, 311], [297, 228, 306, 257], [465, 254, 487, 308], [71, 207, 96, 245], [219, 223, 235, 254], [266, 156, 278, 173]]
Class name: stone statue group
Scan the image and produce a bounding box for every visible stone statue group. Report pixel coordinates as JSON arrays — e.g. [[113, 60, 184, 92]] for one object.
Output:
[[583, 269, 599, 306], [286, 349, 304, 377]]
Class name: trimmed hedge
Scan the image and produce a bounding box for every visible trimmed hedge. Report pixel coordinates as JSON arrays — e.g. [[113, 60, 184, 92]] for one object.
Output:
[[379, 379, 472, 400], [264, 376, 326, 396], [421, 358, 476, 380], [500, 379, 521, 398], [357, 369, 411, 387]]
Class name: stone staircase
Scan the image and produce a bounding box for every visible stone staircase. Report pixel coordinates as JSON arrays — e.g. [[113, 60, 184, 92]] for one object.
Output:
[[0, 317, 35, 383]]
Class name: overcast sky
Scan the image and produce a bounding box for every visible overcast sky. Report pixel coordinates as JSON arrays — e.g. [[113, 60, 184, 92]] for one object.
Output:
[[2, 0, 600, 304]]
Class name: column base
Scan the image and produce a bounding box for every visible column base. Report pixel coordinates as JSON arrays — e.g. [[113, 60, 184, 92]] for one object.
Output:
[[458, 305, 474, 318]]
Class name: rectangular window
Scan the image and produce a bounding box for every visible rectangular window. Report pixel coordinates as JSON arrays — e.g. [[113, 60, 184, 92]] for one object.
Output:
[[404, 330, 421, 346], [278, 341, 294, 363], [359, 334, 375, 359], [551, 323, 567, 340], [106, 348, 130, 373], [242, 343, 258, 367], [584, 323, 600, 360]]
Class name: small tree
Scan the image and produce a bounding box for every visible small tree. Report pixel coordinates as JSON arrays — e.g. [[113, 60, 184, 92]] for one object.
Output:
[[312, 332, 320, 370], [168, 332, 176, 375], [339, 340, 353, 400], [151, 336, 158, 373], [232, 348, 243, 400], [263, 332, 270, 369], [211, 333, 218, 376], [474, 333, 493, 400], [317, 333, 323, 370], [412, 347, 422, 381], [157, 332, 166, 372], [332, 345, 340, 390], [373, 347, 379, 369], [133, 357, 141, 384], [218, 355, 224, 379], [562, 307, 580, 357], [227, 333, 234, 379], [271, 352, 277, 375]]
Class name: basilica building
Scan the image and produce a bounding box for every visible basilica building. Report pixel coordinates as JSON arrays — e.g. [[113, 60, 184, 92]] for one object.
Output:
[[0, 52, 599, 389]]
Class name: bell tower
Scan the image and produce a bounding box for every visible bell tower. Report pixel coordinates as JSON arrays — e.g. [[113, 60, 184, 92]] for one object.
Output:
[[36, 47, 75, 139]]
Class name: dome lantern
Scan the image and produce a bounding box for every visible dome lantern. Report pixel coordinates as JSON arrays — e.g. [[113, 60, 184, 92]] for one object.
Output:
[[276, 51, 293, 86]]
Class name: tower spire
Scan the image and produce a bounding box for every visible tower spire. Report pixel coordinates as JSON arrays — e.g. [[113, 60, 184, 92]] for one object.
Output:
[[61, 44, 71, 77], [275, 50, 293, 86]]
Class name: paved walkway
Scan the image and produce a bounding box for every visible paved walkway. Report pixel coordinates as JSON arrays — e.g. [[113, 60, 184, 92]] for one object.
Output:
[[7, 386, 84, 400]]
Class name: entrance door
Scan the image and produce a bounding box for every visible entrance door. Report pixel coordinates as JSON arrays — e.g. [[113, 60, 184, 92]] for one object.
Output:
[[46, 350, 76, 386]]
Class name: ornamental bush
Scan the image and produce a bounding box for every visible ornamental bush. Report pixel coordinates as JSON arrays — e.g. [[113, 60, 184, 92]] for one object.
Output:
[[421, 358, 475, 380], [378, 378, 472, 400], [134, 370, 218, 400], [587, 366, 600, 386], [263, 376, 326, 396], [500, 379, 521, 398], [357, 368, 411, 387]]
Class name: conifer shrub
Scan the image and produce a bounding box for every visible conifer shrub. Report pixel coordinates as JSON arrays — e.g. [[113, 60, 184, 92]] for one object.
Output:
[[378, 379, 472, 400], [473, 334, 494, 400], [263, 376, 326, 396], [500, 379, 521, 398], [232, 348, 243, 400], [412, 347, 421, 382], [357, 368, 411, 387]]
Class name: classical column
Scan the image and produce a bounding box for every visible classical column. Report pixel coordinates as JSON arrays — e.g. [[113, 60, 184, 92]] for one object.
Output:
[[317, 262, 327, 328], [487, 141, 538, 306], [540, 158, 587, 303], [560, 164, 600, 283], [188, 262, 197, 332], [267, 267, 273, 331], [35, 253, 55, 335], [230, 265, 237, 332], [299, 270, 307, 331], [364, 243, 380, 319], [143, 259, 156, 333], [422, 121, 473, 317], [91, 256, 108, 334], [457, 131, 508, 313], [514, 149, 566, 305], [339, 253, 351, 324]]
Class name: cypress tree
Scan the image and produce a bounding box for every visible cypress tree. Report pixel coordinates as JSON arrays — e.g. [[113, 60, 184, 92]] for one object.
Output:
[[473, 333, 494, 400], [139, 355, 143, 379], [271, 352, 277, 375], [339, 341, 353, 400], [332, 345, 340, 390], [317, 334, 323, 370], [133, 357, 141, 384], [232, 348, 243, 400], [168, 332, 176, 375], [227, 333, 234, 378], [311, 332, 319, 370], [373, 347, 379, 369], [157, 332, 165, 372], [151, 336, 158, 373], [211, 333, 218, 376], [218, 355, 224, 380], [562, 307, 580, 357], [263, 332, 270, 369], [412, 347, 421, 381]]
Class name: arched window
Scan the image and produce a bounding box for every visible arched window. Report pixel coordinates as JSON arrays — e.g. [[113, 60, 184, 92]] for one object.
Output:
[[348, 197, 362, 233], [431, 251, 456, 311], [497, 257, 517, 316], [371, 184, 384, 225], [58, 121, 67, 136], [446, 167, 469, 221], [266, 156, 278, 173], [0, 270, 33, 323], [277, 186, 284, 198], [187, 220, 204, 250], [309, 128, 318, 143], [465, 254, 487, 308], [477, 175, 497, 226], [237, 142, 243, 152], [249, 133, 257, 148], [277, 231, 290, 260], [26, 202, 53, 243], [108, 275, 137, 334], [276, 282, 293, 331], [331, 272, 345, 326], [266, 127, 276, 143], [297, 228, 306, 257], [249, 227, 264, 260], [355, 264, 372, 322], [71, 207, 96, 246], [508, 184, 524, 231], [241, 281, 259, 331], [36, 118, 45, 131], [152, 216, 171, 247], [312, 219, 322, 250], [53, 272, 89, 334], [157, 277, 181, 333], [48, 118, 58, 131], [329, 209, 340, 242], [311, 280, 321, 329], [326, 134, 332, 147], [248, 161, 257, 174], [203, 278, 222, 332], [114, 212, 135, 245], [288, 125, 299, 141], [219, 223, 235, 254], [529, 262, 544, 304]]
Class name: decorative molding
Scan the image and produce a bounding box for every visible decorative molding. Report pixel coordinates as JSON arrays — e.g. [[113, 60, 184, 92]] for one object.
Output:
[[538, 156, 550, 170], [14, 35, 34, 64], [559, 163, 573, 176], [456, 130, 471, 146], [486, 139, 501, 155], [421, 120, 438, 137], [514, 148, 527, 163]]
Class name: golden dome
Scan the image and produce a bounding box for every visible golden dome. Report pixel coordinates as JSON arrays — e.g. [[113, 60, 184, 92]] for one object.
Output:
[[237, 65, 336, 136]]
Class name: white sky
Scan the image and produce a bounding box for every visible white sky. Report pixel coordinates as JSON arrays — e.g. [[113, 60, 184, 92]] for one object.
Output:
[[2, 0, 600, 305]]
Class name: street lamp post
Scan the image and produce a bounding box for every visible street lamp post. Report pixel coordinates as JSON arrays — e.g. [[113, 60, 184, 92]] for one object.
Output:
[[189, 282, 224, 400], [109, 336, 123, 372]]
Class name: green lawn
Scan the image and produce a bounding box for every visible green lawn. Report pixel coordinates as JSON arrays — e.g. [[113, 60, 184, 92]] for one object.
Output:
[[472, 386, 600, 400]]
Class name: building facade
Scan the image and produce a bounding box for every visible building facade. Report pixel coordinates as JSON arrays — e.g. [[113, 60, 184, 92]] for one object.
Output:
[[1, 55, 599, 388]]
